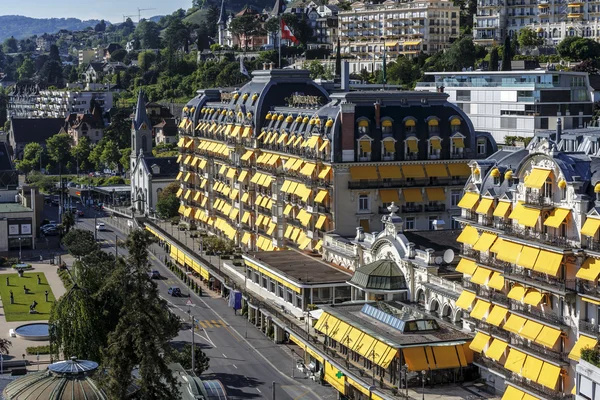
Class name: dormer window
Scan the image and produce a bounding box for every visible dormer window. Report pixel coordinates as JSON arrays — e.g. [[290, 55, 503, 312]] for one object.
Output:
[[404, 118, 416, 134], [405, 137, 418, 159], [382, 138, 396, 160], [382, 119, 393, 135], [451, 134, 465, 155], [427, 118, 440, 134], [450, 117, 461, 133], [358, 137, 372, 161], [358, 119, 369, 135], [428, 137, 441, 159]]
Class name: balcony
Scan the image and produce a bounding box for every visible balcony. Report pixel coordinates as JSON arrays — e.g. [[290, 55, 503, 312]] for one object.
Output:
[[510, 334, 569, 364], [523, 193, 553, 208], [504, 266, 576, 294], [424, 204, 446, 212], [509, 301, 568, 327], [577, 280, 600, 299], [348, 177, 467, 190], [402, 205, 423, 213], [508, 375, 568, 400], [579, 319, 600, 337]]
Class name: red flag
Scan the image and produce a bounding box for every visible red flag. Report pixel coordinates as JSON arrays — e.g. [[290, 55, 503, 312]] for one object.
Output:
[[281, 19, 299, 44]]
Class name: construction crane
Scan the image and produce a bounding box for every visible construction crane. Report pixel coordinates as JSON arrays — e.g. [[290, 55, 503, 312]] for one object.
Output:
[[122, 14, 136, 23], [137, 7, 157, 23]]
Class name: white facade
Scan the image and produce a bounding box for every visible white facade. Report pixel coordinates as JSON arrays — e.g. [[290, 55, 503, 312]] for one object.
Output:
[[34, 90, 113, 119], [416, 70, 595, 144]]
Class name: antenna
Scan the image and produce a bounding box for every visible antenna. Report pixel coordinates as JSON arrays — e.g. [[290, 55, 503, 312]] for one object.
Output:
[[137, 7, 157, 23], [443, 249, 455, 264]]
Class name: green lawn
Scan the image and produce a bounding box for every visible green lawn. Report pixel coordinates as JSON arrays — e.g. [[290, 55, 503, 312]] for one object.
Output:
[[0, 272, 56, 322]]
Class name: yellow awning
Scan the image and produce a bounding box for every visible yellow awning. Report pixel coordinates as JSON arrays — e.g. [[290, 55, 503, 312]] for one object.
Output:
[[318, 166, 331, 180], [380, 189, 400, 203], [456, 225, 479, 245], [455, 290, 476, 310], [314, 190, 329, 204], [485, 338, 508, 362], [277, 133, 289, 144], [493, 201, 511, 217], [176, 188, 183, 197], [520, 319, 544, 341], [473, 232, 497, 252], [300, 162, 316, 177], [517, 246, 539, 270], [304, 135, 321, 149], [385, 41, 398, 47], [519, 206, 541, 227], [507, 284, 526, 302], [522, 355, 543, 381], [238, 170, 248, 182], [495, 240, 523, 264], [538, 362, 561, 390], [533, 250, 563, 276], [503, 314, 527, 334], [469, 332, 490, 353], [430, 138, 441, 150], [383, 140, 396, 153], [315, 215, 327, 230], [475, 198, 494, 215], [524, 168, 551, 189], [488, 272, 504, 291], [502, 386, 525, 400], [403, 40, 422, 46], [577, 258, 600, 281], [231, 125, 242, 137], [378, 165, 401, 179], [569, 335, 598, 360], [242, 126, 253, 138], [544, 208, 570, 228], [456, 258, 477, 275], [432, 346, 461, 369], [452, 137, 465, 148], [448, 163, 470, 176], [425, 164, 448, 178], [469, 299, 491, 320], [403, 347, 429, 371], [401, 165, 425, 178], [176, 154, 182, 163], [458, 192, 479, 209], [485, 305, 508, 326], [403, 188, 423, 203], [582, 296, 600, 305], [523, 289, 544, 306], [241, 150, 254, 161], [470, 267, 492, 286], [184, 155, 192, 165], [535, 326, 562, 348], [582, 217, 600, 237], [425, 188, 445, 202], [504, 348, 526, 374], [350, 166, 378, 180]]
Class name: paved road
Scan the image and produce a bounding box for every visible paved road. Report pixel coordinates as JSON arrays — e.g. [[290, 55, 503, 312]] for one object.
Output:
[[70, 210, 334, 400]]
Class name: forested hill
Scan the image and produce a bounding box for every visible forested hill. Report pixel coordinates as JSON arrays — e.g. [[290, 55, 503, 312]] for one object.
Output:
[[0, 16, 104, 41]]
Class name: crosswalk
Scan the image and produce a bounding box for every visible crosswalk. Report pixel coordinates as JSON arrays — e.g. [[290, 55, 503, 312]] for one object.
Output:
[[197, 319, 227, 329]]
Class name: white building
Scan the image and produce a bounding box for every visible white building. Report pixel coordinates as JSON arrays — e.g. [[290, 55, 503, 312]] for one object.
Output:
[[34, 89, 113, 119], [416, 70, 595, 144]]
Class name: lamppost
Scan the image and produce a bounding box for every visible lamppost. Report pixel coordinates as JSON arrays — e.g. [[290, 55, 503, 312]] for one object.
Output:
[[371, 349, 376, 386], [323, 322, 329, 350], [18, 237, 22, 262], [421, 370, 427, 400]]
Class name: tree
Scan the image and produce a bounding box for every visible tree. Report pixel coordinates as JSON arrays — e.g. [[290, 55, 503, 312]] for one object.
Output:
[[138, 51, 157, 72], [71, 136, 91, 172], [39, 60, 63, 85], [110, 49, 127, 62], [335, 37, 341, 79], [440, 36, 477, 71], [135, 20, 162, 49], [120, 148, 131, 172], [168, 344, 210, 375], [517, 27, 543, 48], [303, 60, 333, 80], [557, 37, 600, 61], [95, 20, 107, 32], [489, 47, 499, 71], [103, 230, 180, 399], [46, 133, 72, 166], [61, 211, 75, 234], [501, 36, 512, 71], [3, 36, 18, 53], [0, 338, 11, 355], [228, 15, 264, 51], [17, 57, 34, 81], [156, 192, 180, 219], [100, 140, 122, 171], [49, 44, 61, 62], [22, 142, 43, 165], [104, 108, 131, 149], [62, 229, 99, 257], [387, 56, 421, 88]]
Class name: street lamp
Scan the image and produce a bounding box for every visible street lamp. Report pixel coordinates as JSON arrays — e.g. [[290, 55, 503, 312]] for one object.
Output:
[[18, 237, 22, 262], [421, 370, 427, 400]]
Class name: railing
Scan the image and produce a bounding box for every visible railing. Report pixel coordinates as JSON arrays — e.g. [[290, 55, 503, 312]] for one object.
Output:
[[508, 375, 569, 400], [579, 319, 599, 337], [523, 193, 553, 207], [402, 205, 423, 213], [427, 275, 463, 295], [509, 301, 568, 327], [504, 266, 576, 293], [473, 354, 512, 377], [510, 335, 568, 364], [577, 280, 600, 299], [424, 204, 446, 212]]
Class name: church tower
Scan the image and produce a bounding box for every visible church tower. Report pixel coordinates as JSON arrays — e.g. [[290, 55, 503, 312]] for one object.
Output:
[[217, 0, 227, 46], [130, 89, 152, 171]]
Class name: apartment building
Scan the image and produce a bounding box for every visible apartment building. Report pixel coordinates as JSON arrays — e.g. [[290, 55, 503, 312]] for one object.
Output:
[[338, 0, 460, 60], [176, 68, 495, 254], [307, 5, 339, 49], [474, 0, 600, 45], [453, 124, 600, 398], [416, 70, 595, 144], [34, 90, 113, 119]]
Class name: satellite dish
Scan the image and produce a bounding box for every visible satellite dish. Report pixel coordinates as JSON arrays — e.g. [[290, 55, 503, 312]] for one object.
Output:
[[435, 256, 443, 265], [443, 249, 455, 264]]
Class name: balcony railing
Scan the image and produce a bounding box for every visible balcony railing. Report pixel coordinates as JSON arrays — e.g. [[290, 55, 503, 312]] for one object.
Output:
[[509, 301, 568, 327], [424, 204, 446, 212], [523, 193, 553, 208], [402, 205, 423, 213], [579, 319, 600, 338], [577, 280, 600, 299], [348, 177, 467, 190], [510, 335, 569, 364], [508, 375, 568, 400], [504, 266, 576, 293]]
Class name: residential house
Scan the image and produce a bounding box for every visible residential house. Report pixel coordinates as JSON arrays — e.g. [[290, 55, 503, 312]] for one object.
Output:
[[64, 105, 105, 145], [83, 63, 105, 83], [306, 4, 339, 49], [8, 118, 64, 159], [36, 34, 56, 51], [78, 49, 98, 65], [103, 43, 123, 61], [154, 119, 178, 145]]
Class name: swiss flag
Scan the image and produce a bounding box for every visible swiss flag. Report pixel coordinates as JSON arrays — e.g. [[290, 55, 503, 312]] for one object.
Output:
[[281, 19, 299, 44]]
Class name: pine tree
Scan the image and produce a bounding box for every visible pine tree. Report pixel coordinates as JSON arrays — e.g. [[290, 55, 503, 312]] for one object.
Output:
[[335, 37, 341, 79], [489, 47, 499, 71], [501, 36, 512, 71]]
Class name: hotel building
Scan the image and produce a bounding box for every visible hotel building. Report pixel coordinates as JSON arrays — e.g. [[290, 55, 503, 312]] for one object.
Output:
[[175, 68, 496, 253], [453, 123, 600, 398]]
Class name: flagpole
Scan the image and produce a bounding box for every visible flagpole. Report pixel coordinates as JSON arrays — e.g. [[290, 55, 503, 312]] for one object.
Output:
[[278, 15, 282, 69]]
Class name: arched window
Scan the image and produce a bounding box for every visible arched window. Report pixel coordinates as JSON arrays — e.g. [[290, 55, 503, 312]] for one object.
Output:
[[405, 137, 418, 159], [404, 118, 416, 134], [428, 137, 441, 159], [382, 119, 393, 135], [450, 117, 461, 133], [358, 119, 369, 134], [427, 118, 439, 134], [141, 135, 148, 153], [382, 138, 396, 160], [543, 177, 552, 198]]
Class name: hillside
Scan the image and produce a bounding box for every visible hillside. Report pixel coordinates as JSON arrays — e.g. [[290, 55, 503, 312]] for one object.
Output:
[[184, 0, 275, 25], [0, 15, 104, 41]]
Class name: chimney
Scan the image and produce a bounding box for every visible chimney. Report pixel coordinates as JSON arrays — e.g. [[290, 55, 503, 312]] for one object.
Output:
[[556, 117, 562, 144], [374, 100, 381, 129], [341, 61, 350, 92], [341, 102, 356, 162], [355, 226, 365, 242]]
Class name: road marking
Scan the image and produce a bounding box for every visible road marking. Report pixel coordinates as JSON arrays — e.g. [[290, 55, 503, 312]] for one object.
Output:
[[256, 388, 262, 393], [232, 364, 237, 369], [160, 296, 217, 349], [293, 390, 310, 400], [222, 353, 228, 358]]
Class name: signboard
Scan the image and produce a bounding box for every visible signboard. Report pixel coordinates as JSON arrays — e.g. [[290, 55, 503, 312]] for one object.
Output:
[[186, 299, 194, 306], [8, 225, 19, 235], [21, 224, 31, 235]]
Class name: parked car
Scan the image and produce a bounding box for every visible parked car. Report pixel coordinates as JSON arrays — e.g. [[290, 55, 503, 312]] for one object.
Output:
[[41, 223, 57, 231], [168, 287, 182, 297], [43, 227, 59, 236], [96, 222, 106, 231], [149, 270, 161, 279], [77, 210, 84, 217]]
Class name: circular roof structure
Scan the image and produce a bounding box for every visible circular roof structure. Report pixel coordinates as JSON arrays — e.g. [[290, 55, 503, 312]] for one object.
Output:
[[348, 260, 407, 292], [2, 358, 107, 400]]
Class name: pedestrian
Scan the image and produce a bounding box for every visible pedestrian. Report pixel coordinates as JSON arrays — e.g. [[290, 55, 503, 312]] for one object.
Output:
[[37, 274, 41, 285], [23, 285, 27, 294], [5, 276, 8, 286], [39, 255, 43, 262], [44, 290, 49, 302], [9, 290, 14, 304]]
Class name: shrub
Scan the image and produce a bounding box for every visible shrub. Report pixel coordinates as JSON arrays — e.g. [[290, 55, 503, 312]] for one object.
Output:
[[26, 345, 51, 355], [581, 347, 600, 367]]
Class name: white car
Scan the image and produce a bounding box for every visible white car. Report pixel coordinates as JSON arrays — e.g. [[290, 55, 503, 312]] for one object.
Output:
[[96, 222, 106, 231]]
